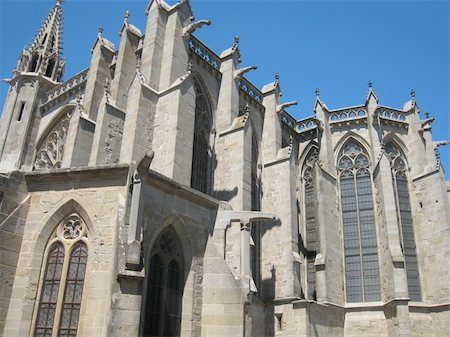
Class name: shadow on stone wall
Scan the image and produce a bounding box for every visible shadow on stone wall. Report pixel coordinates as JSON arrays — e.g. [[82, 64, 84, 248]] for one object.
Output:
[[0, 171, 29, 336]]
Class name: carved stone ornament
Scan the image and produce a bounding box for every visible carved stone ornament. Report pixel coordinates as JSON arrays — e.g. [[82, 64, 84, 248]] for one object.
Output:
[[56, 213, 87, 242], [33, 110, 72, 170]]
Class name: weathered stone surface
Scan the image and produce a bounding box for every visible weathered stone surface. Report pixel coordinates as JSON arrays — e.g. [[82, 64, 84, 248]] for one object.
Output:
[[0, 1, 449, 337]]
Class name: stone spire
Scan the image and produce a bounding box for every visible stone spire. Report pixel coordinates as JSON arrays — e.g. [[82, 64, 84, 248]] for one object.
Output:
[[14, 0, 65, 81]]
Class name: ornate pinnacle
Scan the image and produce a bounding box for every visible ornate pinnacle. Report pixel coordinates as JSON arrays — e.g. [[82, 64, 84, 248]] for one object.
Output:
[[136, 55, 142, 69], [368, 80, 373, 89], [244, 102, 250, 114], [233, 35, 239, 50], [425, 111, 430, 119], [315, 88, 320, 97], [410, 88, 415, 99], [98, 25, 104, 37], [56, 0, 64, 6], [124, 10, 130, 24], [275, 72, 280, 85]]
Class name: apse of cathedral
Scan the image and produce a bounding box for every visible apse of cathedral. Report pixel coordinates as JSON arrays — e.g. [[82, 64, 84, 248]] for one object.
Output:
[[0, 1, 449, 336]]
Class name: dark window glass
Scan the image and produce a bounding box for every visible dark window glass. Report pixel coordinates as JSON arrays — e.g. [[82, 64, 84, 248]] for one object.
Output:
[[191, 80, 212, 194], [144, 228, 184, 337], [144, 254, 164, 336], [34, 243, 65, 337], [58, 243, 87, 336]]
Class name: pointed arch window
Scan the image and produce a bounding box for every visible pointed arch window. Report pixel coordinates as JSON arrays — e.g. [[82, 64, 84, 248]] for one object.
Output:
[[34, 214, 88, 337], [144, 227, 184, 337], [385, 143, 421, 301], [338, 141, 380, 302], [34, 108, 73, 170], [191, 80, 213, 194], [302, 147, 319, 300]]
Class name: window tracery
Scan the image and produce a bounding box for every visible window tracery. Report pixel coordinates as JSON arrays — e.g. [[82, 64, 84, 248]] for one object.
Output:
[[34, 110, 73, 170], [338, 140, 380, 302], [385, 142, 421, 301], [191, 80, 212, 194], [34, 213, 88, 337]]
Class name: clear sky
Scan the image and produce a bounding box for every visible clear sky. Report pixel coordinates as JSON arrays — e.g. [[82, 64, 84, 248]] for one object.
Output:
[[0, 0, 449, 177]]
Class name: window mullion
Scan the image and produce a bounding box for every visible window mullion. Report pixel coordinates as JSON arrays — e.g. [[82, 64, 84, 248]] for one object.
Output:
[[51, 244, 71, 337]]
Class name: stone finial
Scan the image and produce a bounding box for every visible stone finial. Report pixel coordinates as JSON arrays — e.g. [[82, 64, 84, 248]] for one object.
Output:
[[410, 88, 416, 99], [124, 10, 130, 24], [425, 111, 430, 119], [136, 55, 141, 69], [368, 80, 373, 89], [315, 88, 320, 97], [187, 61, 192, 74], [98, 25, 104, 37], [275, 72, 280, 83], [56, 0, 64, 6], [233, 35, 239, 50], [104, 78, 111, 102], [244, 102, 250, 114]]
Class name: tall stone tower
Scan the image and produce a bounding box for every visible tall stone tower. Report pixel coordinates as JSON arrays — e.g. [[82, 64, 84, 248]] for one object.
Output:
[[0, 0, 65, 171]]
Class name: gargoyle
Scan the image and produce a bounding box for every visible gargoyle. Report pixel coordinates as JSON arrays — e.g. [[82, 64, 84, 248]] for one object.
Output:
[[434, 140, 450, 148], [182, 19, 211, 37], [234, 65, 257, 79], [276, 100, 298, 112]]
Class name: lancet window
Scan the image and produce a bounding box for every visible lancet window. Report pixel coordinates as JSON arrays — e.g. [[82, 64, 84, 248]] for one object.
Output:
[[34, 109, 73, 170], [338, 140, 380, 302], [191, 80, 212, 194], [302, 147, 319, 300], [144, 227, 184, 337], [385, 142, 421, 301], [34, 214, 88, 337]]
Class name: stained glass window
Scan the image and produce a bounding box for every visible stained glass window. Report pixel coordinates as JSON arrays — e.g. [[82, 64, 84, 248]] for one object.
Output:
[[144, 228, 184, 337], [385, 143, 421, 301], [191, 80, 212, 194], [34, 214, 88, 337], [58, 243, 88, 336], [338, 141, 380, 302], [35, 243, 65, 337]]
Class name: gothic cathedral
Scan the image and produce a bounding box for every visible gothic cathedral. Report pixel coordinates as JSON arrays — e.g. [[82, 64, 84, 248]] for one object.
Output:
[[0, 1, 449, 336]]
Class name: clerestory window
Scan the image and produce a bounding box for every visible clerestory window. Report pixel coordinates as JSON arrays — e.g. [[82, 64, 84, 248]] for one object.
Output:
[[385, 142, 421, 301], [190, 80, 212, 194], [338, 140, 380, 302], [34, 214, 88, 337], [143, 227, 184, 337]]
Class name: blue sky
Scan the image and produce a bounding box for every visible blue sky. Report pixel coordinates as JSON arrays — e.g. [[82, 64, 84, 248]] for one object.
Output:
[[0, 0, 449, 177]]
